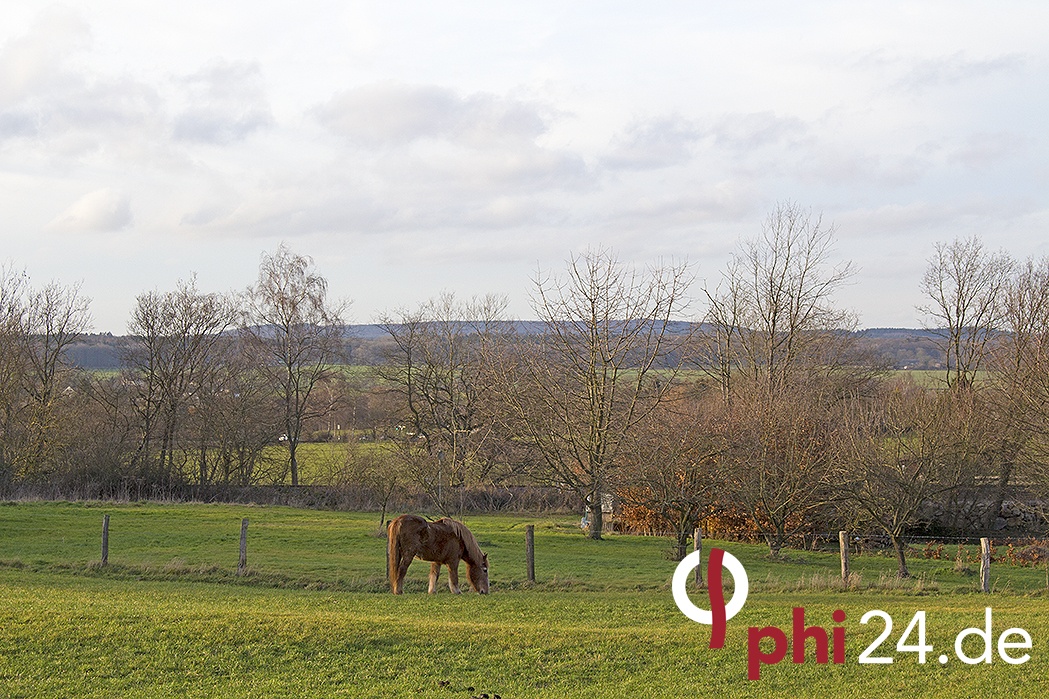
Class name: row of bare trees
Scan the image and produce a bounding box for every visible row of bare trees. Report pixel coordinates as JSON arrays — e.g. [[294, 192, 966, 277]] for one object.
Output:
[[0, 245, 347, 495], [375, 207, 1049, 577], [2, 203, 1048, 577], [0, 268, 91, 490]]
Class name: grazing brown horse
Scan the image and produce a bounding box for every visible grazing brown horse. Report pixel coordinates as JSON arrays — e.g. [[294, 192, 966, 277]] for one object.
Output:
[[387, 514, 489, 595]]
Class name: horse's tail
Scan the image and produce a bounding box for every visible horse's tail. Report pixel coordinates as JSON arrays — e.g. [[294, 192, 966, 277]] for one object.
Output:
[[387, 517, 402, 593]]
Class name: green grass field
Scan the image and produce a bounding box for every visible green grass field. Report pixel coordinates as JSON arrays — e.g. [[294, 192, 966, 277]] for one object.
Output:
[[1, 502, 1047, 698]]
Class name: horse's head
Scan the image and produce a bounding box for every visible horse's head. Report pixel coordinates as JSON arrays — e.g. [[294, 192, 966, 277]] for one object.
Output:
[[467, 552, 489, 594]]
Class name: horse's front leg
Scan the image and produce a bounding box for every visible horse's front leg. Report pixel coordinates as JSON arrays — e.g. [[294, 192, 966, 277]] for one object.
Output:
[[447, 560, 461, 594], [428, 562, 440, 594]]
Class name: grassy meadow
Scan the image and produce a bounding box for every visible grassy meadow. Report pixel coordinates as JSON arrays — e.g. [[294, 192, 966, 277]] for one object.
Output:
[[1, 502, 1048, 698]]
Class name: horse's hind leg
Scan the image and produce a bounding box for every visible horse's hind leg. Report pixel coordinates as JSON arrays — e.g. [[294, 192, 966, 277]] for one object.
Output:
[[428, 562, 440, 593], [394, 557, 413, 595], [448, 561, 461, 594]]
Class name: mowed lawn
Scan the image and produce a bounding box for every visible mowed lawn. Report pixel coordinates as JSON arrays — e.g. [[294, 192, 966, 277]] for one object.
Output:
[[1, 502, 1048, 698]]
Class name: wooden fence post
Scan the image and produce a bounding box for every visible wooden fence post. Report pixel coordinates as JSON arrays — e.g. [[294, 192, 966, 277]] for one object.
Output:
[[839, 530, 849, 583], [980, 537, 991, 593], [693, 528, 703, 588], [238, 518, 249, 576], [101, 514, 110, 566], [525, 525, 535, 583]]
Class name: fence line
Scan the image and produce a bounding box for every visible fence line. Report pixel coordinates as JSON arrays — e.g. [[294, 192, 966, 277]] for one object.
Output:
[[74, 515, 1047, 595], [624, 528, 1049, 547]]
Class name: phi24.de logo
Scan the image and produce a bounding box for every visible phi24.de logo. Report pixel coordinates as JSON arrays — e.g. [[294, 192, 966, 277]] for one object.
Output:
[[672, 548, 1033, 680]]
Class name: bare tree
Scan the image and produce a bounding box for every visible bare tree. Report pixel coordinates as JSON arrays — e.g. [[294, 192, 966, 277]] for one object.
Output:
[[618, 383, 722, 559], [839, 379, 991, 577], [377, 292, 510, 516], [703, 202, 861, 399], [124, 278, 238, 486], [0, 268, 30, 489], [988, 256, 1049, 519], [919, 235, 1013, 389], [702, 203, 876, 557], [495, 248, 694, 539], [719, 375, 842, 558], [187, 336, 282, 486], [341, 445, 404, 530], [15, 280, 92, 478], [242, 245, 348, 486], [0, 270, 91, 486], [76, 372, 141, 495]]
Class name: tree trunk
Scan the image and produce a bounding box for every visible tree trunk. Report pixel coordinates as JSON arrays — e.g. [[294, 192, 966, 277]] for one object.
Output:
[[890, 533, 910, 578], [198, 440, 208, 486], [766, 522, 786, 559], [767, 538, 782, 559], [587, 501, 603, 540], [674, 529, 691, 561], [289, 441, 299, 486]]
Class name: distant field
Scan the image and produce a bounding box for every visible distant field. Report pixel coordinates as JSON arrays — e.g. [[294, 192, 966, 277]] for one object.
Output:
[[890, 369, 995, 386], [1, 502, 1047, 698]]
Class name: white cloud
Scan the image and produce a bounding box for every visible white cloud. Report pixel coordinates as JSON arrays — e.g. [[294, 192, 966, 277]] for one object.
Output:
[[314, 82, 548, 147], [0, 6, 89, 106], [3, 1, 1049, 332], [48, 188, 131, 232]]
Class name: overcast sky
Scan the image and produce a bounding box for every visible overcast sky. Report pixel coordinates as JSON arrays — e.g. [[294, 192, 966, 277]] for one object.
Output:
[[2, 2, 1047, 333]]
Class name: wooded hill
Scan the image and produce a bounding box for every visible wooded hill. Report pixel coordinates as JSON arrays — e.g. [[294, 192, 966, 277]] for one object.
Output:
[[66, 325, 946, 373]]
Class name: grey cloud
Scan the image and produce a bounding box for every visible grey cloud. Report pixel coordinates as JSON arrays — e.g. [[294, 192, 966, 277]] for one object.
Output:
[[603, 116, 701, 170], [172, 109, 273, 144], [837, 202, 957, 239], [468, 148, 589, 190], [181, 145, 590, 241], [798, 149, 928, 188], [0, 75, 163, 159], [172, 60, 274, 144], [0, 9, 162, 154], [900, 52, 1025, 91], [0, 110, 38, 138], [51, 79, 161, 132], [835, 197, 1039, 243], [183, 178, 400, 239], [708, 111, 810, 150], [949, 131, 1028, 168], [314, 82, 548, 147], [603, 185, 756, 232], [1, 14, 273, 151], [180, 202, 232, 227]]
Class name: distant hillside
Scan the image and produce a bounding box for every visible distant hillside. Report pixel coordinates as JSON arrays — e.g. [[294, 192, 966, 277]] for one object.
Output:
[[65, 333, 128, 371], [64, 325, 948, 372], [856, 328, 944, 371]]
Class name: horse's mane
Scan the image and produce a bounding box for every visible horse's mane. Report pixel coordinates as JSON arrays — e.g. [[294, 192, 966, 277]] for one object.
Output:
[[445, 519, 484, 565]]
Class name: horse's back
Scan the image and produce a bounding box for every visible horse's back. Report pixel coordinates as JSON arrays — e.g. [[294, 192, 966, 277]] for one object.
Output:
[[390, 514, 432, 552], [391, 513, 428, 530]]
